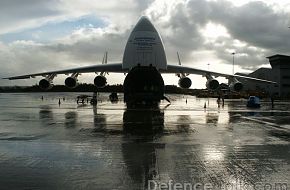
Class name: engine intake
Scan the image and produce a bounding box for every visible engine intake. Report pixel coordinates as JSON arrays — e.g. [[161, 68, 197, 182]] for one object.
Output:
[[39, 79, 53, 90], [65, 77, 78, 88], [178, 77, 192, 89], [230, 81, 243, 92], [94, 75, 107, 88], [206, 79, 219, 90]]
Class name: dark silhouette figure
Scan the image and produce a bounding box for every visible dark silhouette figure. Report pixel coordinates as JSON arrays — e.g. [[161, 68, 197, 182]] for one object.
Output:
[[271, 96, 275, 109], [217, 96, 221, 108]]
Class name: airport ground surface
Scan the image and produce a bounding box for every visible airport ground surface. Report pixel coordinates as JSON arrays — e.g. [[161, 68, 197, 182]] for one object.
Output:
[[0, 92, 289, 190]]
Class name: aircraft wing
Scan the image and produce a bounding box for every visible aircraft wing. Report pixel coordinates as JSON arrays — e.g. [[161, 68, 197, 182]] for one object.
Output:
[[3, 63, 125, 80], [163, 64, 277, 84]]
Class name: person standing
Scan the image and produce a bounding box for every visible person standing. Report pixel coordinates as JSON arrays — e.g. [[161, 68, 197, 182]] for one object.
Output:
[[271, 95, 275, 109]]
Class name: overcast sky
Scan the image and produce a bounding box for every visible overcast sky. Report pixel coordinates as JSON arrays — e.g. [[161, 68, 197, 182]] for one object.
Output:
[[1, 0, 290, 88]]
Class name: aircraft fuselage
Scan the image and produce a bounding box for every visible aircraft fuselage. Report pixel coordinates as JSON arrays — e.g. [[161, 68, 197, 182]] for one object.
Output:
[[122, 16, 167, 106]]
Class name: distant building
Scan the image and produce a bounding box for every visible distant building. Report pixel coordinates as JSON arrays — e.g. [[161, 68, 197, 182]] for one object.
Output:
[[241, 54, 290, 98], [268, 54, 290, 97]]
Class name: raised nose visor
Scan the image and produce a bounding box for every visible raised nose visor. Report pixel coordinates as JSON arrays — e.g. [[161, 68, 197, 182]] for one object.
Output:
[[132, 16, 157, 32], [122, 16, 167, 70]]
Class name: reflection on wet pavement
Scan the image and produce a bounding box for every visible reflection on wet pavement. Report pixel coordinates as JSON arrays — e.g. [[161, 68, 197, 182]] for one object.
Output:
[[0, 93, 289, 190]]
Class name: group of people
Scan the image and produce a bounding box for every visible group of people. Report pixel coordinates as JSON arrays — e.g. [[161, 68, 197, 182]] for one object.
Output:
[[76, 95, 98, 105], [40, 93, 101, 105], [76, 96, 88, 104]]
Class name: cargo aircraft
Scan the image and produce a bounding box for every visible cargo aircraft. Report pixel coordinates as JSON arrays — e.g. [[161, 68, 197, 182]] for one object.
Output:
[[3, 16, 275, 106]]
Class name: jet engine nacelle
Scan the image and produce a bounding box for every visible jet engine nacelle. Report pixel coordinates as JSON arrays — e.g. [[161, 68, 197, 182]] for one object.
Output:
[[39, 78, 53, 90], [94, 75, 107, 88], [229, 81, 243, 92], [178, 77, 192, 89], [206, 79, 219, 90], [65, 77, 78, 89]]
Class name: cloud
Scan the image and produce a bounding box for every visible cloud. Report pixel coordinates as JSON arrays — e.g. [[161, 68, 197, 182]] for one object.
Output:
[[0, 0, 64, 34], [209, 1, 290, 52], [157, 0, 290, 68], [0, 15, 106, 43]]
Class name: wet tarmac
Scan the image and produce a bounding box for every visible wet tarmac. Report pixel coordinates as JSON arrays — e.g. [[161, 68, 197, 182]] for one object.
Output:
[[0, 92, 289, 190]]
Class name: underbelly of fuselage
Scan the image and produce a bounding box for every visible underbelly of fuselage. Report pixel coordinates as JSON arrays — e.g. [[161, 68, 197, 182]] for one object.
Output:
[[123, 66, 164, 107]]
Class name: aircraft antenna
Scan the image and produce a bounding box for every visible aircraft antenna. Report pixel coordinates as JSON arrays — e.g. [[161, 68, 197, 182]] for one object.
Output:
[[176, 52, 187, 77], [100, 51, 108, 76], [102, 51, 108, 64], [177, 52, 182, 66]]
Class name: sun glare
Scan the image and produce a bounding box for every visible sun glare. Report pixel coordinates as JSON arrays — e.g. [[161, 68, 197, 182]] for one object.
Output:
[[200, 22, 230, 40]]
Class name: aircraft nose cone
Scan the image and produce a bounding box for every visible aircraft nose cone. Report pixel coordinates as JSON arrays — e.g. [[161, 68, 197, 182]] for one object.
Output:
[[133, 16, 157, 32]]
